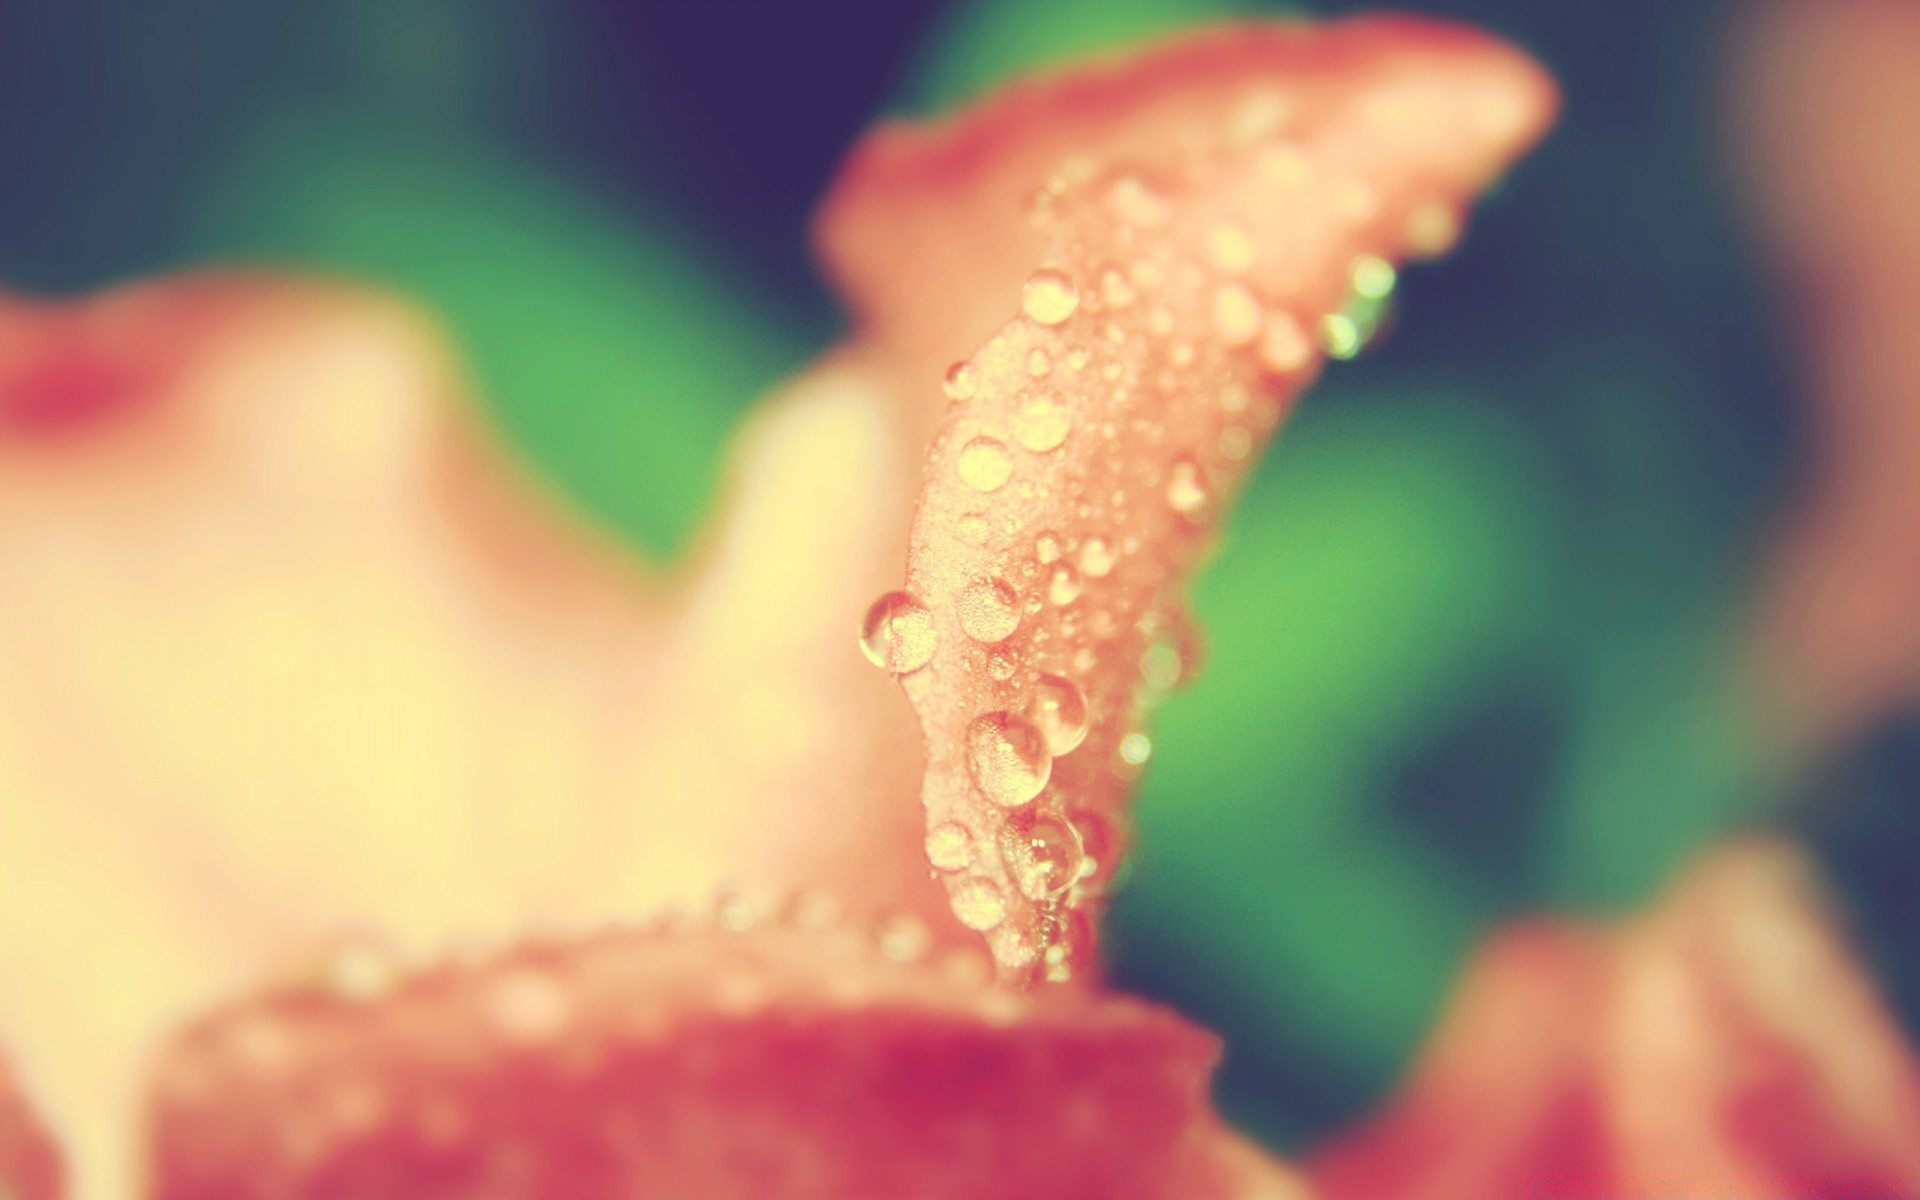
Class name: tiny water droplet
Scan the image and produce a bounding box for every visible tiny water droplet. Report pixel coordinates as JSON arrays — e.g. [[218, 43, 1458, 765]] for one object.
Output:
[[1026, 348, 1052, 377], [1065, 348, 1090, 372], [1118, 731, 1153, 767], [951, 877, 1009, 931], [1031, 673, 1089, 754], [1259, 311, 1313, 373], [1148, 306, 1176, 337], [1022, 269, 1080, 326], [957, 436, 1013, 492], [1034, 530, 1063, 564], [958, 577, 1020, 643], [987, 649, 1017, 681], [957, 513, 991, 546], [1350, 254, 1396, 300], [1079, 537, 1117, 578], [1011, 398, 1071, 453], [1165, 457, 1211, 517], [876, 913, 931, 963], [967, 711, 1052, 807], [1206, 222, 1257, 274], [1321, 312, 1363, 360], [926, 822, 972, 871], [999, 814, 1087, 902], [943, 361, 978, 402], [859, 591, 935, 673], [1213, 283, 1263, 346], [1048, 562, 1083, 605], [1101, 268, 1137, 309]]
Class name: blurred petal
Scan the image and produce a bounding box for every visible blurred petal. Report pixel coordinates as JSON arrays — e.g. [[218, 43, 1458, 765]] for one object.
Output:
[[820, 17, 1557, 976], [0, 1051, 62, 1200], [1735, 0, 1920, 748], [147, 915, 1227, 1200], [1315, 839, 1920, 1197]]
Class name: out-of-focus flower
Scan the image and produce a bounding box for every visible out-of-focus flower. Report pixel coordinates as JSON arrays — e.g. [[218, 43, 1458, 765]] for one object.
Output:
[[0, 15, 1556, 1200], [1312, 838, 1920, 1198]]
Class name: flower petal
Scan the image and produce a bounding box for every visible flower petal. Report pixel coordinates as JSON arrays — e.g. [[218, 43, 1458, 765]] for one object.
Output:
[[0, 1052, 63, 1200], [147, 915, 1233, 1200], [1314, 839, 1920, 1197], [823, 18, 1556, 976]]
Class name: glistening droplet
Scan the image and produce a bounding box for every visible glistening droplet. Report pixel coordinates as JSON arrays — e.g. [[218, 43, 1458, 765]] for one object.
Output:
[[943, 361, 978, 402], [926, 822, 972, 872], [859, 591, 934, 674], [1022, 269, 1080, 326], [958, 577, 1020, 643], [999, 814, 1087, 901], [967, 711, 1052, 807], [957, 436, 1012, 492], [1012, 398, 1072, 453], [1030, 673, 1089, 755], [951, 878, 1008, 931]]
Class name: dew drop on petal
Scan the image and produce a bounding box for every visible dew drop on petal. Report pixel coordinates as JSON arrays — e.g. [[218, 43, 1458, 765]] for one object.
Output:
[[957, 436, 1013, 491], [1101, 268, 1137, 309], [1212, 283, 1263, 346], [1034, 530, 1063, 564], [1022, 269, 1080, 326], [1119, 732, 1153, 767], [1030, 673, 1089, 755], [859, 590, 935, 673], [1048, 561, 1083, 605], [926, 822, 973, 872], [958, 577, 1020, 643], [1027, 348, 1052, 377], [967, 711, 1052, 807], [951, 877, 1009, 931], [1012, 398, 1072, 453], [1079, 536, 1117, 579], [1165, 457, 1211, 517], [998, 813, 1087, 902], [942, 360, 978, 402]]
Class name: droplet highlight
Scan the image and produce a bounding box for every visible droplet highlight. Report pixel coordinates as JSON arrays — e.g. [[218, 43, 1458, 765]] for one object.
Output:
[[951, 878, 1008, 931], [966, 711, 1052, 807], [958, 577, 1020, 643], [1022, 269, 1080, 326], [1012, 398, 1072, 453], [926, 822, 972, 872], [859, 591, 935, 674], [957, 436, 1013, 492], [1030, 673, 1089, 755], [998, 814, 1087, 902]]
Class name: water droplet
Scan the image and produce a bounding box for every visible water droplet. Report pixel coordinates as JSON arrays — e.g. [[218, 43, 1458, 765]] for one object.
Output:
[[958, 577, 1020, 643], [987, 650, 1016, 681], [1118, 731, 1153, 767], [1142, 641, 1184, 692], [1321, 312, 1363, 360], [1213, 284, 1262, 346], [1406, 201, 1461, 259], [1259, 311, 1313, 373], [957, 436, 1013, 492], [1107, 176, 1170, 228], [967, 711, 1052, 807], [1101, 269, 1137, 309], [859, 591, 935, 673], [999, 814, 1086, 902], [990, 924, 1039, 969], [1350, 255, 1396, 300], [1206, 222, 1257, 274], [1034, 531, 1063, 564], [1079, 537, 1117, 578], [943, 361, 978, 402], [1022, 269, 1080, 326], [957, 513, 991, 546], [1165, 458, 1211, 517], [926, 822, 972, 871], [876, 913, 931, 963], [1065, 348, 1091, 372], [1030, 673, 1089, 754], [1047, 562, 1083, 605], [1026, 348, 1052, 377], [1011, 398, 1071, 453], [951, 878, 1008, 931]]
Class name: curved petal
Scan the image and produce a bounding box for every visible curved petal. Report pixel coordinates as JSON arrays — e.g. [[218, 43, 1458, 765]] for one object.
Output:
[[823, 18, 1556, 976], [146, 915, 1232, 1200], [1314, 839, 1920, 1197]]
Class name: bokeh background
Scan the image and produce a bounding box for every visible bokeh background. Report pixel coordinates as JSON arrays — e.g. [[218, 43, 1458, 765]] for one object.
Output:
[[3, 0, 1912, 1155]]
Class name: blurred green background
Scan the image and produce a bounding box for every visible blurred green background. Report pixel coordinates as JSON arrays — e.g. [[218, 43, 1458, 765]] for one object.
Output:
[[4, 0, 1913, 1154]]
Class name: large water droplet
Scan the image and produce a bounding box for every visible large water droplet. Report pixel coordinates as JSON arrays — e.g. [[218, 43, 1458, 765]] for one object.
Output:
[[1011, 398, 1071, 453], [942, 361, 978, 402], [859, 591, 935, 673], [999, 814, 1087, 901], [1022, 269, 1080, 326], [958, 577, 1020, 643], [1079, 536, 1117, 579], [1030, 673, 1089, 754], [951, 877, 1008, 931], [926, 822, 972, 871], [957, 436, 1013, 492], [967, 711, 1052, 807]]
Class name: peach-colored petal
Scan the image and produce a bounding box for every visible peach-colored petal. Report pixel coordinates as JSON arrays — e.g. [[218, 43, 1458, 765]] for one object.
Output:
[[0, 278, 950, 1195], [1317, 839, 1920, 1198], [824, 18, 1556, 977], [0, 1051, 63, 1200], [146, 914, 1231, 1200], [1734, 0, 1920, 748]]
